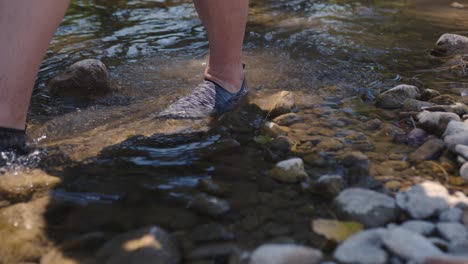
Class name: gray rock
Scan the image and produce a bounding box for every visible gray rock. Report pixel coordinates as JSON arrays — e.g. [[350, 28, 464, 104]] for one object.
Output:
[[269, 158, 309, 183], [400, 220, 436, 236], [254, 91, 296, 118], [409, 138, 446, 163], [455, 144, 468, 160], [272, 113, 303, 126], [382, 227, 444, 262], [309, 174, 344, 199], [376, 85, 421, 109], [407, 128, 429, 147], [191, 193, 231, 217], [190, 223, 234, 243], [334, 228, 388, 264], [249, 244, 323, 264], [439, 207, 464, 222], [402, 99, 435, 112], [436, 222, 468, 242], [429, 95, 457, 105], [396, 181, 451, 219], [95, 226, 181, 264], [424, 103, 468, 116], [433, 33, 468, 57], [443, 120, 468, 149], [334, 188, 399, 228], [48, 59, 111, 97], [448, 239, 468, 256], [417, 111, 461, 136], [461, 163, 468, 182]]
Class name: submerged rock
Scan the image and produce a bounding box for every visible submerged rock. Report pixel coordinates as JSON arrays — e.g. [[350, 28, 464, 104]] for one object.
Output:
[[272, 113, 303, 126], [396, 181, 451, 219], [308, 174, 344, 199], [48, 59, 111, 97], [429, 95, 457, 105], [250, 244, 323, 264], [95, 226, 181, 264], [402, 99, 435, 112], [334, 228, 388, 264], [409, 138, 446, 163], [432, 33, 468, 57], [191, 193, 230, 217], [0, 169, 61, 202], [421, 89, 441, 101], [269, 158, 309, 183], [260, 122, 289, 137], [342, 152, 370, 185], [334, 188, 399, 228], [382, 227, 444, 262], [190, 223, 234, 243], [0, 197, 50, 263], [376, 85, 420, 109], [254, 91, 296, 118]]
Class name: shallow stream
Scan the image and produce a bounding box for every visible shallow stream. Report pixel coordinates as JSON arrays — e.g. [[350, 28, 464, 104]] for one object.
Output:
[[2, 0, 468, 263]]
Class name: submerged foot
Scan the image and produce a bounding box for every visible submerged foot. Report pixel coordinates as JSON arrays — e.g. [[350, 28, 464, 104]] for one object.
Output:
[[158, 79, 249, 119]]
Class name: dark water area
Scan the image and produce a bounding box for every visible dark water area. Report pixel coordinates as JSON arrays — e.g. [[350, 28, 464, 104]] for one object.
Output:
[[2, 0, 468, 263]]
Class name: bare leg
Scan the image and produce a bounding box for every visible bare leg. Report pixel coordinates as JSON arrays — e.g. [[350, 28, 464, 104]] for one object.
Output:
[[0, 0, 70, 130], [193, 0, 248, 93]]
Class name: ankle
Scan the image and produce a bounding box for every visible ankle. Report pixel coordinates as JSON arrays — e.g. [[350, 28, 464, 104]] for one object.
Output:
[[204, 64, 244, 93]]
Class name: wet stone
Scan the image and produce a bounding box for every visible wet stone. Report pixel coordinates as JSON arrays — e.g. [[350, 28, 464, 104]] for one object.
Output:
[[429, 95, 457, 105], [400, 220, 436, 236], [260, 122, 289, 137], [376, 85, 421, 109], [409, 138, 446, 163], [191, 193, 231, 217], [460, 163, 468, 181], [436, 222, 468, 242], [364, 118, 382, 130], [432, 33, 468, 57], [94, 226, 181, 264], [0, 169, 61, 202], [417, 111, 461, 136], [254, 91, 296, 118], [269, 158, 309, 183], [308, 174, 344, 199], [402, 98, 435, 112], [190, 223, 234, 243], [268, 136, 293, 152], [272, 113, 303, 126], [396, 181, 451, 219], [334, 188, 399, 228], [197, 179, 228, 197], [342, 151, 370, 185], [382, 227, 444, 262], [333, 228, 388, 264], [455, 144, 468, 160], [0, 197, 50, 264], [439, 207, 464, 222], [316, 138, 344, 152], [250, 244, 323, 264], [48, 59, 111, 97], [421, 89, 441, 101]]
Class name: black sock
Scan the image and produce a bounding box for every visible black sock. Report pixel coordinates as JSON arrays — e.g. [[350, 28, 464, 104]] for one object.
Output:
[[0, 127, 27, 152]]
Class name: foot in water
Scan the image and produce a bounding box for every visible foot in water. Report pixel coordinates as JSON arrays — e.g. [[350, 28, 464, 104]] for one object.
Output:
[[158, 79, 249, 119]]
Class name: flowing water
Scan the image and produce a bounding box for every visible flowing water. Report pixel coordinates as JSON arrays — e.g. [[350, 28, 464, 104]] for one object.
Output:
[[2, 0, 468, 262]]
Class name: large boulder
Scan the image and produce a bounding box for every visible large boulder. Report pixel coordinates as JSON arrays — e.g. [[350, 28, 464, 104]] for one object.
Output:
[[432, 34, 468, 57], [376, 85, 420, 109], [48, 59, 111, 97], [334, 188, 399, 228]]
